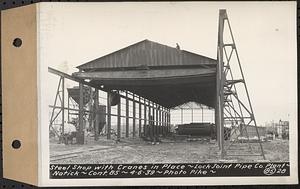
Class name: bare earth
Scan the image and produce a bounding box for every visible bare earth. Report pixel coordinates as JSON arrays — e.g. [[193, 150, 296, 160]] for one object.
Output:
[[50, 136, 289, 164]]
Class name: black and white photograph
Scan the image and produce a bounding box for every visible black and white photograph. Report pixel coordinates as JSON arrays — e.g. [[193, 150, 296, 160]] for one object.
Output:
[[37, 1, 297, 186]]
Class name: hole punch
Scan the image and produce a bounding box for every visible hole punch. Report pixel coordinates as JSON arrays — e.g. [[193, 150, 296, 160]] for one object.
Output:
[[12, 140, 21, 149], [12, 38, 22, 47]]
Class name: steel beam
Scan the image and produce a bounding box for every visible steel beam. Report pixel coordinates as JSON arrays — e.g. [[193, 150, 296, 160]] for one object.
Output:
[[49, 67, 139, 104]]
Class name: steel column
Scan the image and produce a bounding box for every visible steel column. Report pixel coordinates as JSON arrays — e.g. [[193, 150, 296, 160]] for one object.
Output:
[[155, 104, 158, 137], [67, 93, 70, 122], [152, 102, 155, 139], [107, 92, 111, 139], [158, 105, 161, 135], [162, 107, 165, 136], [133, 94, 136, 137], [125, 91, 129, 138], [139, 96, 142, 137], [117, 97, 121, 140], [94, 89, 99, 141], [166, 109, 170, 133], [217, 9, 226, 155], [165, 108, 168, 135], [143, 99, 147, 137], [78, 82, 84, 144], [61, 77, 65, 135]]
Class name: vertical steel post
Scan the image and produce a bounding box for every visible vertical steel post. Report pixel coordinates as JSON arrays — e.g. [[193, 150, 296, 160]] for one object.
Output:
[[152, 102, 155, 139], [155, 104, 158, 137], [94, 89, 99, 141], [125, 91, 129, 138], [144, 99, 147, 137], [217, 9, 226, 156], [161, 107, 165, 136], [139, 96, 142, 137], [159, 106, 161, 135], [117, 97, 121, 140], [89, 88, 94, 132], [168, 109, 171, 133], [67, 93, 70, 122], [107, 92, 111, 139], [78, 82, 84, 144], [166, 109, 168, 133], [133, 94, 136, 137], [61, 77, 65, 135]]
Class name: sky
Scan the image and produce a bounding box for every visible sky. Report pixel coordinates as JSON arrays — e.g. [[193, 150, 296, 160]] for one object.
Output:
[[40, 2, 297, 126]]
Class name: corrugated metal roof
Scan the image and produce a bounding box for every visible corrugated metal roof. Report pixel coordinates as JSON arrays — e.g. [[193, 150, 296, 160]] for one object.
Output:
[[74, 39, 217, 108], [77, 39, 216, 71]]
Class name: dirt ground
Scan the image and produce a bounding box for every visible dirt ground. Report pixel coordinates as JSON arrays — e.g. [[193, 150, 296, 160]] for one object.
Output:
[[50, 136, 289, 164]]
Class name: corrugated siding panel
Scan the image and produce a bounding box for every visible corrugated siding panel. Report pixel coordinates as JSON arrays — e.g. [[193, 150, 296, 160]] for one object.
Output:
[[77, 40, 216, 70]]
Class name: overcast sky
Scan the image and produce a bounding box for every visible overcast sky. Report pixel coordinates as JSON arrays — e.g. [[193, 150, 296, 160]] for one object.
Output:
[[40, 2, 297, 126]]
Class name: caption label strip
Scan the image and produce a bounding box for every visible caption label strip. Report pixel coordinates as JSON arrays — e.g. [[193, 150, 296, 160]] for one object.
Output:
[[50, 162, 289, 178]]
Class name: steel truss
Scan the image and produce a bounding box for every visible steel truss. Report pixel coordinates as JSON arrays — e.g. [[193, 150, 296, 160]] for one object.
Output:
[[48, 68, 172, 144], [48, 76, 95, 142], [216, 9, 266, 159]]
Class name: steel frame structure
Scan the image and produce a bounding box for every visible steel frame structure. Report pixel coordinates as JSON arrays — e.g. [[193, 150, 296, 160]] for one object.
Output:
[[48, 68, 172, 144], [48, 76, 64, 138], [48, 9, 264, 160], [216, 9, 265, 159], [48, 75, 95, 142]]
